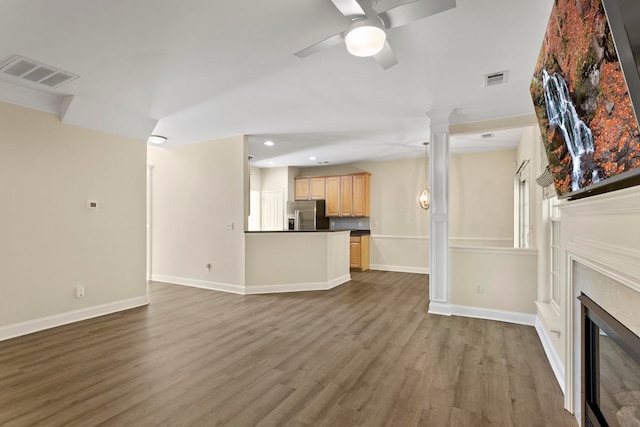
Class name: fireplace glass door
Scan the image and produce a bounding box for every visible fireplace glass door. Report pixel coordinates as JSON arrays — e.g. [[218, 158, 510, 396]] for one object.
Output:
[[580, 294, 640, 427]]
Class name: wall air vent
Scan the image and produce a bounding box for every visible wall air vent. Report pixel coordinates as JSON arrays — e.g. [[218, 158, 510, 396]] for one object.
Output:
[[0, 55, 79, 88], [484, 71, 507, 87]]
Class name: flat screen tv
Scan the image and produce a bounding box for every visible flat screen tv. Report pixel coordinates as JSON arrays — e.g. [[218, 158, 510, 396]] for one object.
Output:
[[530, 0, 640, 200]]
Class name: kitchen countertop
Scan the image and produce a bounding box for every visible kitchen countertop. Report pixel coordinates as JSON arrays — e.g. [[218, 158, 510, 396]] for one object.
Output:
[[245, 229, 343, 233], [244, 229, 370, 235]]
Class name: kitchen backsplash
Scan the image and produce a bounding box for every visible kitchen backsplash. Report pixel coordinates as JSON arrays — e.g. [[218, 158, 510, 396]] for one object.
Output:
[[330, 217, 370, 230]]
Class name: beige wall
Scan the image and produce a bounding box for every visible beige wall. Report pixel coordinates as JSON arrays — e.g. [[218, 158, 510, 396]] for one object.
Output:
[[298, 150, 515, 272], [0, 102, 147, 327], [148, 136, 247, 288], [261, 167, 288, 194], [245, 231, 350, 292], [450, 248, 538, 314], [299, 158, 430, 272], [250, 166, 262, 191], [450, 150, 516, 245]]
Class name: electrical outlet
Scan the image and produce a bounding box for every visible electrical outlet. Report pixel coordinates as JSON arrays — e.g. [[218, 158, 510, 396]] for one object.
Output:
[[205, 263, 212, 272], [76, 285, 85, 298], [475, 283, 484, 293], [358, 221, 363, 227], [225, 222, 234, 230]]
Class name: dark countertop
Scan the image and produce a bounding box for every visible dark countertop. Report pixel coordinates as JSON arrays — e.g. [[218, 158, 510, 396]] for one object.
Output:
[[245, 229, 343, 233], [245, 229, 370, 235]]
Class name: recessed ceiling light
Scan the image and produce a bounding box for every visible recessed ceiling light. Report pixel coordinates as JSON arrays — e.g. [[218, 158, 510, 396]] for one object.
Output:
[[264, 140, 274, 146], [269, 161, 275, 165], [309, 156, 317, 160], [148, 135, 167, 144]]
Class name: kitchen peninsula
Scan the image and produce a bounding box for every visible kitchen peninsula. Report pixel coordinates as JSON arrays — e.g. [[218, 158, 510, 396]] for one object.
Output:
[[244, 230, 351, 294]]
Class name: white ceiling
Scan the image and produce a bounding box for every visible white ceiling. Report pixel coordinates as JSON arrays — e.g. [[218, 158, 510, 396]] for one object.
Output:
[[0, 0, 553, 168]]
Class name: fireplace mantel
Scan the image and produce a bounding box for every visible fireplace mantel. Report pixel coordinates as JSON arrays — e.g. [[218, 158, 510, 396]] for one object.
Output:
[[559, 185, 640, 424], [560, 185, 640, 217], [566, 237, 640, 295]]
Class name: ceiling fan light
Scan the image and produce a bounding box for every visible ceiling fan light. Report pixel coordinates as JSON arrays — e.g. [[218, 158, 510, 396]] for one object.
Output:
[[345, 22, 386, 57]]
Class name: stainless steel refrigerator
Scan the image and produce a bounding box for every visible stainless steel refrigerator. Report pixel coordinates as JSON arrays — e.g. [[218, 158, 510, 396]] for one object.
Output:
[[286, 200, 329, 231]]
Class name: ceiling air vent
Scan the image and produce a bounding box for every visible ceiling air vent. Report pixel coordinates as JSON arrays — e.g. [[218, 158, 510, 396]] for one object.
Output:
[[481, 133, 494, 139], [484, 71, 507, 87], [0, 55, 79, 88]]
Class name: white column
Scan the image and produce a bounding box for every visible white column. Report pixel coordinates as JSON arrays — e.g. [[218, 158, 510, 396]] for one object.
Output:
[[426, 111, 452, 315]]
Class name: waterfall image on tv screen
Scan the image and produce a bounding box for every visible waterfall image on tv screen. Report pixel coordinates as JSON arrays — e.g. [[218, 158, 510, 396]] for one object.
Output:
[[530, 0, 640, 198]]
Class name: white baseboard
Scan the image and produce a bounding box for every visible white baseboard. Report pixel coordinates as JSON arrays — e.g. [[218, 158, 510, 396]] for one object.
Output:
[[428, 301, 452, 316], [370, 264, 429, 274], [535, 317, 565, 393], [451, 304, 536, 326], [0, 295, 150, 342], [152, 274, 351, 295], [429, 303, 536, 326], [151, 274, 245, 294], [245, 274, 351, 295], [328, 274, 352, 289]]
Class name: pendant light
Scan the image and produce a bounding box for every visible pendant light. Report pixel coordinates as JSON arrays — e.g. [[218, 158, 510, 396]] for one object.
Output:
[[417, 142, 430, 210]]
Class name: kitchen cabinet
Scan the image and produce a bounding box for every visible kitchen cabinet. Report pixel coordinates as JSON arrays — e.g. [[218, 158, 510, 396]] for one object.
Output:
[[296, 172, 370, 217], [295, 178, 310, 200], [309, 177, 326, 199], [337, 173, 370, 217], [325, 176, 341, 216], [352, 173, 370, 217], [340, 175, 353, 216], [350, 235, 370, 271], [295, 177, 326, 200]]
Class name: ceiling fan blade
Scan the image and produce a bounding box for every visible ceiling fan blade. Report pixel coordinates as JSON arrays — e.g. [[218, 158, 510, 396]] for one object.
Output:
[[294, 32, 345, 58], [378, 0, 456, 29], [330, 0, 366, 17], [373, 41, 398, 70]]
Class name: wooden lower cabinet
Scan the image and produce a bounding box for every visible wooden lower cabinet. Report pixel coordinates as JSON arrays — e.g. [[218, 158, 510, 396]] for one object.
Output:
[[350, 235, 370, 271]]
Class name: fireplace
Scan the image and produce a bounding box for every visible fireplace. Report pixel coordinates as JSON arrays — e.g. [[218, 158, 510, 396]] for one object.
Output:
[[580, 294, 640, 427]]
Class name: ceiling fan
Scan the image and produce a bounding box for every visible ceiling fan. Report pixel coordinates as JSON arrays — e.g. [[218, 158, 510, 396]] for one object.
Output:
[[295, 0, 456, 69]]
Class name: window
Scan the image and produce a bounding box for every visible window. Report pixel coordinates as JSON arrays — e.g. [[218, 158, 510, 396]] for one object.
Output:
[[518, 177, 530, 248], [514, 160, 530, 248], [549, 196, 561, 310]]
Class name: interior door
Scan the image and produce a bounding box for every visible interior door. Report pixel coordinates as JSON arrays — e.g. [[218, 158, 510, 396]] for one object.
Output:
[[261, 189, 284, 231]]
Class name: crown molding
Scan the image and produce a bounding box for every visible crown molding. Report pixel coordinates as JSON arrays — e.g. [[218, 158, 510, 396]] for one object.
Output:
[[0, 79, 62, 114]]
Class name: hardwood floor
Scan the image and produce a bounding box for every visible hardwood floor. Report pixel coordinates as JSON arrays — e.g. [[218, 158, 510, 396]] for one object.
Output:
[[0, 271, 577, 426]]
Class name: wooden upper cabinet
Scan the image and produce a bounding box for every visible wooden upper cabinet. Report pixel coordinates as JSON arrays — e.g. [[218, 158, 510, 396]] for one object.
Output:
[[340, 175, 353, 217], [309, 177, 326, 200], [296, 177, 326, 200], [295, 178, 310, 200], [296, 172, 370, 217], [325, 176, 340, 216], [352, 173, 370, 217]]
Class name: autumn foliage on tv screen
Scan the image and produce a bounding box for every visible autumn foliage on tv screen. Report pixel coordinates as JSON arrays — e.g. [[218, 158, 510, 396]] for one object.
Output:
[[530, 0, 640, 196]]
